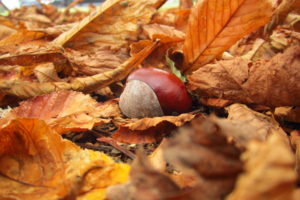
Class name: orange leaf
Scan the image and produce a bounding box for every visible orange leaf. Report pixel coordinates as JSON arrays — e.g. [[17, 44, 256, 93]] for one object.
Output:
[[183, 0, 273, 73], [142, 24, 185, 43], [0, 118, 130, 200], [5, 91, 119, 134], [0, 41, 159, 99], [112, 113, 195, 144]]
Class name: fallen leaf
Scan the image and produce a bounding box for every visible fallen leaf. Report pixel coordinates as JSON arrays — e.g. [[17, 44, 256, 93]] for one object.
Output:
[[4, 91, 117, 134], [179, 0, 193, 9], [112, 113, 195, 144], [112, 124, 174, 144], [142, 24, 185, 43], [188, 44, 300, 107], [52, 0, 166, 48], [0, 30, 47, 54], [0, 118, 130, 200], [227, 133, 297, 200], [107, 153, 180, 200], [275, 106, 300, 123], [290, 130, 300, 182], [264, 0, 300, 34], [183, 0, 273, 73], [224, 103, 289, 144], [114, 113, 195, 131], [51, 0, 166, 75], [163, 118, 243, 199], [0, 24, 16, 41], [33, 62, 62, 82], [0, 41, 159, 99]]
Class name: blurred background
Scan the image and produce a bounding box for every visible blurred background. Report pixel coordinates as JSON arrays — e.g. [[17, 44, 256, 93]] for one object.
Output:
[[0, 0, 180, 13], [1, 0, 105, 9]]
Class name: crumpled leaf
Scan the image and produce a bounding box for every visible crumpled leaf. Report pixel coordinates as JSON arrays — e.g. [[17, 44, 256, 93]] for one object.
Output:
[[163, 118, 243, 200], [107, 153, 180, 200], [0, 41, 159, 99], [0, 30, 47, 54], [33, 62, 62, 82], [109, 117, 244, 200], [183, 0, 273, 73], [3, 91, 119, 134], [264, 0, 300, 34], [0, 118, 130, 200], [142, 24, 185, 43], [53, 0, 166, 48], [275, 107, 300, 123], [114, 113, 195, 131], [188, 44, 300, 107], [51, 0, 166, 75], [227, 133, 297, 200], [0, 24, 16, 41], [112, 113, 195, 144], [223, 103, 289, 145]]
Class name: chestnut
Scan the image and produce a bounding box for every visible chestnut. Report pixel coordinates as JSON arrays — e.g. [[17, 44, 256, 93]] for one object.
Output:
[[119, 67, 192, 118]]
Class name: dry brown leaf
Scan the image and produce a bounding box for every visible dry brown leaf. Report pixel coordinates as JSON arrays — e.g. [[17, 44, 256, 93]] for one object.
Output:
[[112, 113, 195, 144], [0, 41, 158, 99], [148, 139, 167, 171], [224, 104, 289, 144], [30, 23, 76, 38], [3, 91, 118, 134], [52, 0, 166, 48], [265, 0, 300, 34], [114, 113, 195, 131], [151, 8, 191, 33], [63, 46, 130, 76], [33, 62, 62, 82], [142, 24, 185, 43], [275, 107, 300, 123], [0, 30, 47, 54], [183, 0, 273, 73], [180, 0, 193, 9], [107, 153, 181, 200], [0, 118, 130, 200], [0, 25, 16, 41], [52, 0, 165, 75], [112, 123, 175, 144], [130, 40, 174, 69], [53, 0, 165, 47], [227, 133, 297, 200], [290, 131, 300, 183], [188, 44, 300, 107], [163, 118, 243, 200]]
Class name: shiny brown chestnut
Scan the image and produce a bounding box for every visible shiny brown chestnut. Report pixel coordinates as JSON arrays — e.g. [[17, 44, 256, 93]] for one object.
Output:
[[119, 68, 192, 118]]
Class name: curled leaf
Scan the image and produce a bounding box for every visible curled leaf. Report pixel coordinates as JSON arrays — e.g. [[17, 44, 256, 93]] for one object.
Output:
[[227, 133, 297, 200], [188, 44, 300, 107], [0, 41, 159, 99], [0, 119, 130, 200], [112, 113, 195, 144]]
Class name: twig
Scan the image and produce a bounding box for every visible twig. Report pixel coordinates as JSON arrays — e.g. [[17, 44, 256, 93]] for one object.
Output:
[[97, 137, 136, 160]]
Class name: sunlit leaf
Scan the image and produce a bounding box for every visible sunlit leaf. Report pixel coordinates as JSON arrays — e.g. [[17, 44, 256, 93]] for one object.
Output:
[[183, 0, 273, 73], [0, 119, 130, 200]]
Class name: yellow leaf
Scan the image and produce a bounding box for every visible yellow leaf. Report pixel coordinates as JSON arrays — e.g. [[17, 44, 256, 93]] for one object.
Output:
[[0, 119, 130, 200], [183, 0, 273, 73]]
